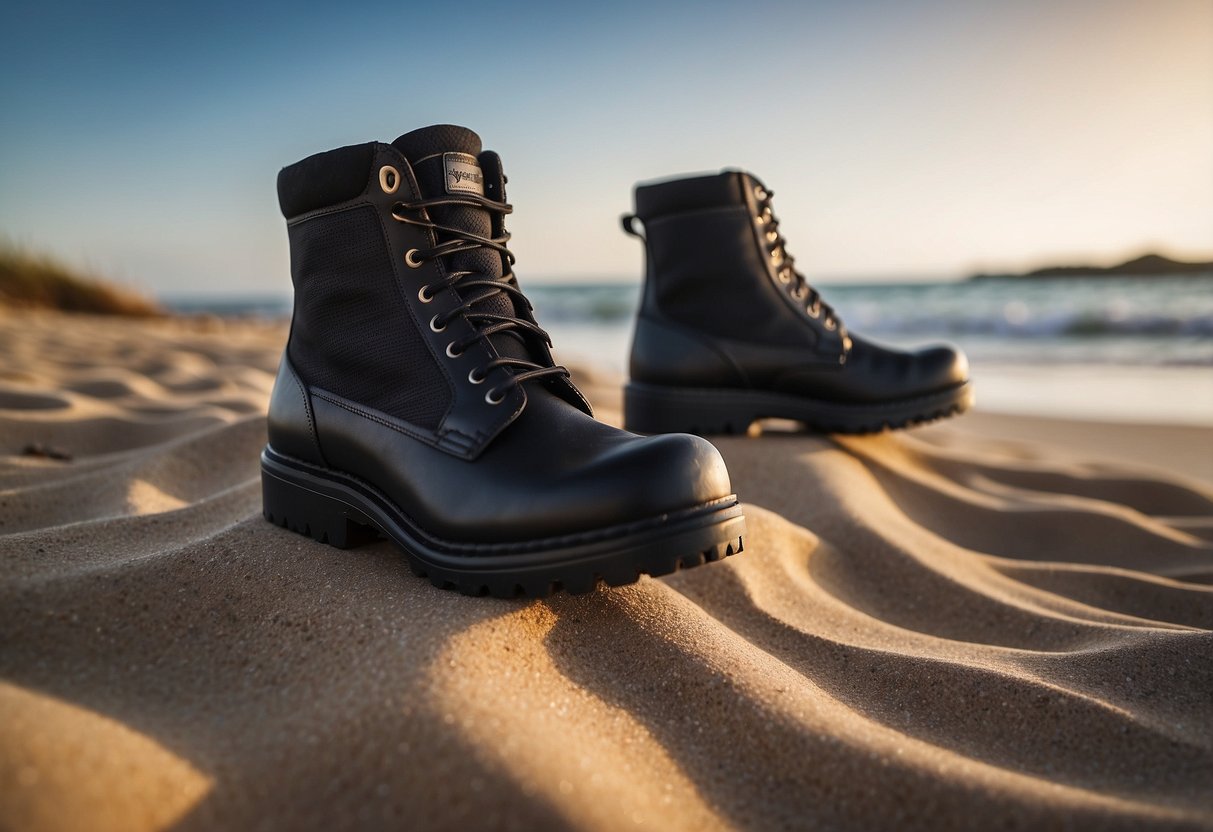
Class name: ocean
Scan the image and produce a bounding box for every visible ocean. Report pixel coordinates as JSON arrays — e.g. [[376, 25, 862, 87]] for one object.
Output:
[[165, 274, 1213, 426]]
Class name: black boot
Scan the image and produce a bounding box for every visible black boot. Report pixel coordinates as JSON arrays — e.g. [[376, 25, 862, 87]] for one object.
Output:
[[621, 171, 973, 435], [263, 126, 744, 597]]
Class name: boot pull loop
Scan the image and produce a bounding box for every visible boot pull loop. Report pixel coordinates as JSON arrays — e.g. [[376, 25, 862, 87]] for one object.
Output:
[[620, 213, 645, 241]]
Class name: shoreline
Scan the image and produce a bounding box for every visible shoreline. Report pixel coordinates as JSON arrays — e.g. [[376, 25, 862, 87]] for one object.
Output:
[[4, 305, 1210, 431]]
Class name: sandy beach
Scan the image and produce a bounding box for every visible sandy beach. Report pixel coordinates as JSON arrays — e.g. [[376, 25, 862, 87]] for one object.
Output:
[[1, 307, 1211, 831]]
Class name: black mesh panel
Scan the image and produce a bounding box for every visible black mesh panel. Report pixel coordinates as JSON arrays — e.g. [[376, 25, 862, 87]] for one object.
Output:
[[287, 205, 451, 429]]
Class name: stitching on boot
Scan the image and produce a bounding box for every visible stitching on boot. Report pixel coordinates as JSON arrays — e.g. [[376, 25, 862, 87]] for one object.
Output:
[[290, 363, 327, 467]]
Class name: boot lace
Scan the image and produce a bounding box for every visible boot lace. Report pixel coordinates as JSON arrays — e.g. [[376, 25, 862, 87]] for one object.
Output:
[[391, 193, 569, 403], [752, 184, 850, 349]]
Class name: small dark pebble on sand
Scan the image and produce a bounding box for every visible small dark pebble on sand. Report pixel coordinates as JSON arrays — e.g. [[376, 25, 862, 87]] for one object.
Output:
[[21, 443, 73, 461]]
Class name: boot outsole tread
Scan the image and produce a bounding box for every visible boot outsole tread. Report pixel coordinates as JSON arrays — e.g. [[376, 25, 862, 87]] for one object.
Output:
[[265, 504, 742, 598], [262, 449, 745, 599], [684, 400, 968, 436], [624, 380, 974, 436]]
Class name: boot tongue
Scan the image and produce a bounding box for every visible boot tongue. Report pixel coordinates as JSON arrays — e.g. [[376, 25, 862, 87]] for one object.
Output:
[[391, 124, 534, 363]]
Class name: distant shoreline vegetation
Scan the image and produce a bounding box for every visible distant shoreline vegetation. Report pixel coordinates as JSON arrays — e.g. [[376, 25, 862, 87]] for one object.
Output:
[[0, 243, 161, 316], [969, 253, 1213, 281]]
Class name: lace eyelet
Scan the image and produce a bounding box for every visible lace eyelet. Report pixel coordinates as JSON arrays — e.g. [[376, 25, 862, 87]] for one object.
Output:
[[468, 369, 486, 384], [754, 186, 767, 200], [824, 318, 838, 331], [405, 249, 424, 269], [778, 271, 792, 284], [766, 230, 778, 242], [418, 285, 433, 303], [445, 341, 463, 359], [807, 304, 821, 318], [485, 388, 506, 405], [429, 315, 446, 333], [792, 286, 806, 300], [379, 166, 400, 194]]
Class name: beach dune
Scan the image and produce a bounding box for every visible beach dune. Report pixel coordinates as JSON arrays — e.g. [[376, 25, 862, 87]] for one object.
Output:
[[1, 309, 1211, 831]]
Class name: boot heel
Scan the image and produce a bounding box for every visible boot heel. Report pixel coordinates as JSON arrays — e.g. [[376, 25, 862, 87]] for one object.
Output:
[[624, 382, 757, 436], [261, 464, 380, 549]]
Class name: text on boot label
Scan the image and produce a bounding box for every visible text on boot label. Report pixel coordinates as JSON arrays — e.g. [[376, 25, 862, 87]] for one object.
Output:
[[443, 152, 485, 196]]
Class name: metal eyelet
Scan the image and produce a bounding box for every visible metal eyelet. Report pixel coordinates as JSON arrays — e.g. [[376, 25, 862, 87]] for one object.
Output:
[[824, 318, 837, 331], [445, 341, 463, 359], [754, 186, 767, 200], [418, 285, 433, 303], [766, 230, 778, 242], [778, 270, 792, 284], [792, 286, 806, 300], [485, 388, 506, 405], [807, 303, 821, 318], [468, 369, 486, 384], [405, 249, 424, 269], [379, 165, 400, 194], [429, 315, 446, 333]]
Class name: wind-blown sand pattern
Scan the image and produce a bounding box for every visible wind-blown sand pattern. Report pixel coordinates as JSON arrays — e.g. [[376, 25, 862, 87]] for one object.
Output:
[[1, 308, 1211, 831]]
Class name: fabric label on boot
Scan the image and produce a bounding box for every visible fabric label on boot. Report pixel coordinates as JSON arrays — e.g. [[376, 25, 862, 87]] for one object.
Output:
[[443, 152, 485, 196]]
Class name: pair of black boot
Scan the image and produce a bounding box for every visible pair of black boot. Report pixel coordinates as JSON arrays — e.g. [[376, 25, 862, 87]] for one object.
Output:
[[262, 124, 972, 597]]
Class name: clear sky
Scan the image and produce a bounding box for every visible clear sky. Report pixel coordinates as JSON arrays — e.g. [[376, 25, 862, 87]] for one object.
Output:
[[2, 0, 1211, 296]]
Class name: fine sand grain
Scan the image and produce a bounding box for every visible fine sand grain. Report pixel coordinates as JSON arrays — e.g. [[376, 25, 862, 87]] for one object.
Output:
[[1, 308, 1211, 831]]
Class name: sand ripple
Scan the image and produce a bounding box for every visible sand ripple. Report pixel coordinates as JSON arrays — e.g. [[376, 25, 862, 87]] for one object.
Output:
[[1, 309, 1210, 831]]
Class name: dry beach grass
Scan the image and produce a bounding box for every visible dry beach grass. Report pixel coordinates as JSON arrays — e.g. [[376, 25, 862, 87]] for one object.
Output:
[[1, 308, 1211, 831]]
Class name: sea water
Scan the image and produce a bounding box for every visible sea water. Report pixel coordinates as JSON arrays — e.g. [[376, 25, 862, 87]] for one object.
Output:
[[165, 274, 1213, 426]]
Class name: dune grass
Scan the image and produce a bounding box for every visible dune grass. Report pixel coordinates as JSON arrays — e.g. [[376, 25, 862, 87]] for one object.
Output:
[[0, 242, 161, 317]]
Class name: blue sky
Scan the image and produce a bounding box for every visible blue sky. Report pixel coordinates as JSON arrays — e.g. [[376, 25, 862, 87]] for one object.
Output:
[[2, 0, 1211, 296]]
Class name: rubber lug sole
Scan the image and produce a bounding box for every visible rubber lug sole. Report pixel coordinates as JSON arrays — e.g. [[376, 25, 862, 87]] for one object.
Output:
[[623, 380, 974, 436], [260, 447, 744, 599]]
